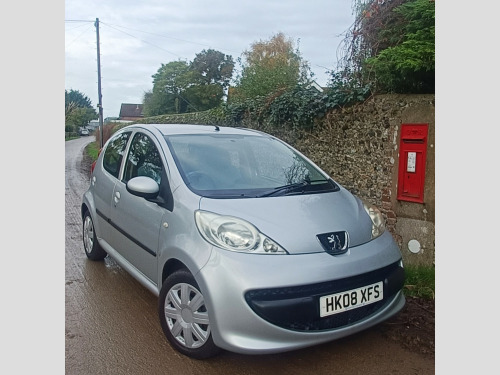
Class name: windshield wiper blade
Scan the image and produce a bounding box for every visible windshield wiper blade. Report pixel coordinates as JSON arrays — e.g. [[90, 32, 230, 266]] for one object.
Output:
[[258, 179, 332, 198], [256, 181, 311, 198]]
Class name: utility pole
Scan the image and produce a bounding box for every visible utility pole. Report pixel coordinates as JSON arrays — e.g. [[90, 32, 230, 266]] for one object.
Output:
[[95, 18, 104, 148]]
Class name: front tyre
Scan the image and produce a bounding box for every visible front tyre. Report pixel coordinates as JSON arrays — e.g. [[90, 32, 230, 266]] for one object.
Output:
[[158, 269, 221, 359], [82, 210, 107, 261]]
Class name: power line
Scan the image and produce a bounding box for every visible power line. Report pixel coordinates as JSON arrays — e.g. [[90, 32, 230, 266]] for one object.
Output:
[[65, 23, 94, 48], [65, 19, 95, 23], [100, 22, 185, 59], [66, 19, 241, 60], [102, 22, 241, 56]]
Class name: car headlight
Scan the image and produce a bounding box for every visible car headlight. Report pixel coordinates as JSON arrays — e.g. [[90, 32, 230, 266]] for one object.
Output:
[[195, 210, 287, 254], [362, 200, 386, 239]]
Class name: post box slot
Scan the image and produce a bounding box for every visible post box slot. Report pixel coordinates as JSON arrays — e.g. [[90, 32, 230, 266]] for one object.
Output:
[[403, 139, 424, 144]]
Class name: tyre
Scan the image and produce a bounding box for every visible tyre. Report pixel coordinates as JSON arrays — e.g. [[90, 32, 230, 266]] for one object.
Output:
[[158, 269, 221, 359], [82, 210, 107, 261]]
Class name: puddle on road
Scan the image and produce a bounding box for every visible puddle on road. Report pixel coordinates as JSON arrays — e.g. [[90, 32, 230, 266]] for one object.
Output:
[[104, 256, 121, 271]]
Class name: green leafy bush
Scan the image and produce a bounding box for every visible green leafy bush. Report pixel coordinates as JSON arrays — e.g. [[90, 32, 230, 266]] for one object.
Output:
[[266, 86, 325, 129], [225, 81, 371, 130]]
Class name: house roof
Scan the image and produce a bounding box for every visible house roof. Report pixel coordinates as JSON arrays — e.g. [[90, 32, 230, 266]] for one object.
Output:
[[119, 103, 144, 118], [306, 80, 324, 93]]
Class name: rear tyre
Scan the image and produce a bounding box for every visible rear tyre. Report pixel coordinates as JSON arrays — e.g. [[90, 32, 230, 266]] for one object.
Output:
[[82, 210, 107, 261], [158, 269, 221, 359]]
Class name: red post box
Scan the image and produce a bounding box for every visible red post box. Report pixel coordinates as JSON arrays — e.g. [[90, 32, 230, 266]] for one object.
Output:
[[397, 124, 428, 203]]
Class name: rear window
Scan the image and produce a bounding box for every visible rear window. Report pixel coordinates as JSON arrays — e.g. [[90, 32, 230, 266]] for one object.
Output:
[[103, 132, 131, 178]]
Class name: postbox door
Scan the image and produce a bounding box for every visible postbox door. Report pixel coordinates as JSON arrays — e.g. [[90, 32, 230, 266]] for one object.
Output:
[[397, 124, 428, 203]]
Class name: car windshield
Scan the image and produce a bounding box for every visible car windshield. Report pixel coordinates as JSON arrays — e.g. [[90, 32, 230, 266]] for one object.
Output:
[[165, 133, 338, 198]]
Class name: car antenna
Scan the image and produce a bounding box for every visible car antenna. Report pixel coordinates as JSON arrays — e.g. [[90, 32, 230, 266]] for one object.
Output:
[[214, 125, 220, 131]]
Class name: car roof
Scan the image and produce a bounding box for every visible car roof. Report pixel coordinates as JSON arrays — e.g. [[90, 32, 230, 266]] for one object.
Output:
[[125, 123, 265, 137]]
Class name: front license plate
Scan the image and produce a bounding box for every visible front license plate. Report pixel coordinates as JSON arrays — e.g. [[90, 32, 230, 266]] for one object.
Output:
[[319, 281, 383, 317]]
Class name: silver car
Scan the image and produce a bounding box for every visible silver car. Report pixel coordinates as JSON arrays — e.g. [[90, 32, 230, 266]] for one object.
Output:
[[79, 128, 90, 136], [81, 123, 405, 359]]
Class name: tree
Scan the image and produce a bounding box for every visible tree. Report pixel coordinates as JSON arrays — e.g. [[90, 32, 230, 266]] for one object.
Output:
[[334, 0, 435, 94], [65, 89, 94, 108], [182, 84, 224, 112], [142, 89, 171, 117], [65, 89, 97, 130], [191, 49, 234, 89], [143, 50, 235, 116], [185, 49, 234, 111], [364, 0, 435, 93], [234, 32, 312, 101], [144, 60, 192, 115]]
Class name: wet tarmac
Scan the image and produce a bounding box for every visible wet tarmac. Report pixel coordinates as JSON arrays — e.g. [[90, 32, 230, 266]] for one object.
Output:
[[65, 136, 434, 374]]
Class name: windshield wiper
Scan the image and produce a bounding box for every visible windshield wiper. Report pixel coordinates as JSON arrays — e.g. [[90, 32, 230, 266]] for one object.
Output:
[[257, 179, 326, 198]]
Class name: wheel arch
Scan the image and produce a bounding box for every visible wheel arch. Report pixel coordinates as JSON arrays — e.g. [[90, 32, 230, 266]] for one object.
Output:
[[81, 191, 101, 237], [161, 258, 189, 286], [81, 202, 90, 219]]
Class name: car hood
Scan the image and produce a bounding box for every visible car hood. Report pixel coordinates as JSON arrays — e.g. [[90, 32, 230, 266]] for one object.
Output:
[[198, 188, 374, 255]]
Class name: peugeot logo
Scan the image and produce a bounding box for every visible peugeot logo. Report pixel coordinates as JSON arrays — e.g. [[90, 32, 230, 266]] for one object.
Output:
[[317, 231, 349, 255]]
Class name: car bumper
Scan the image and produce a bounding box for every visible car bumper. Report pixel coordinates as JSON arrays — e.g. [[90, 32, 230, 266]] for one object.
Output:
[[196, 231, 405, 354]]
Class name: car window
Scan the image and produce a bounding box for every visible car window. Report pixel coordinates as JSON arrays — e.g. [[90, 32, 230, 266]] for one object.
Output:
[[165, 134, 337, 197], [103, 132, 131, 178], [122, 132, 163, 185]]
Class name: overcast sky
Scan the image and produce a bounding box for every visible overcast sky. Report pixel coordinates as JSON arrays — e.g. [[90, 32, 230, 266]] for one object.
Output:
[[65, 0, 356, 118]]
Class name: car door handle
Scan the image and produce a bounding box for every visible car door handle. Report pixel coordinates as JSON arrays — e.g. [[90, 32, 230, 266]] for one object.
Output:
[[114, 191, 121, 206]]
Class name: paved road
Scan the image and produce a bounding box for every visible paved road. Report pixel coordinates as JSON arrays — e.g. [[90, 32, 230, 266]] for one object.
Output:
[[65, 136, 434, 375]]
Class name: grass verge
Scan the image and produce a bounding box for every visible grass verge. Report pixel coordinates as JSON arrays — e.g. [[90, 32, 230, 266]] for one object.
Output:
[[86, 141, 100, 160], [403, 265, 435, 299]]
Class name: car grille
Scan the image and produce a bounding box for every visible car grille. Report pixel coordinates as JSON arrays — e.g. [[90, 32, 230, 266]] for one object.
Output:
[[244, 261, 404, 332]]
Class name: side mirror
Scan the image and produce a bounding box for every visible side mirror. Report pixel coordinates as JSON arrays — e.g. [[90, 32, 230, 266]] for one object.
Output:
[[126, 176, 159, 200]]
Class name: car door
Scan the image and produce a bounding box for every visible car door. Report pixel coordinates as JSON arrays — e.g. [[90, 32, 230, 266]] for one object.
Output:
[[108, 130, 166, 284], [92, 131, 132, 241]]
